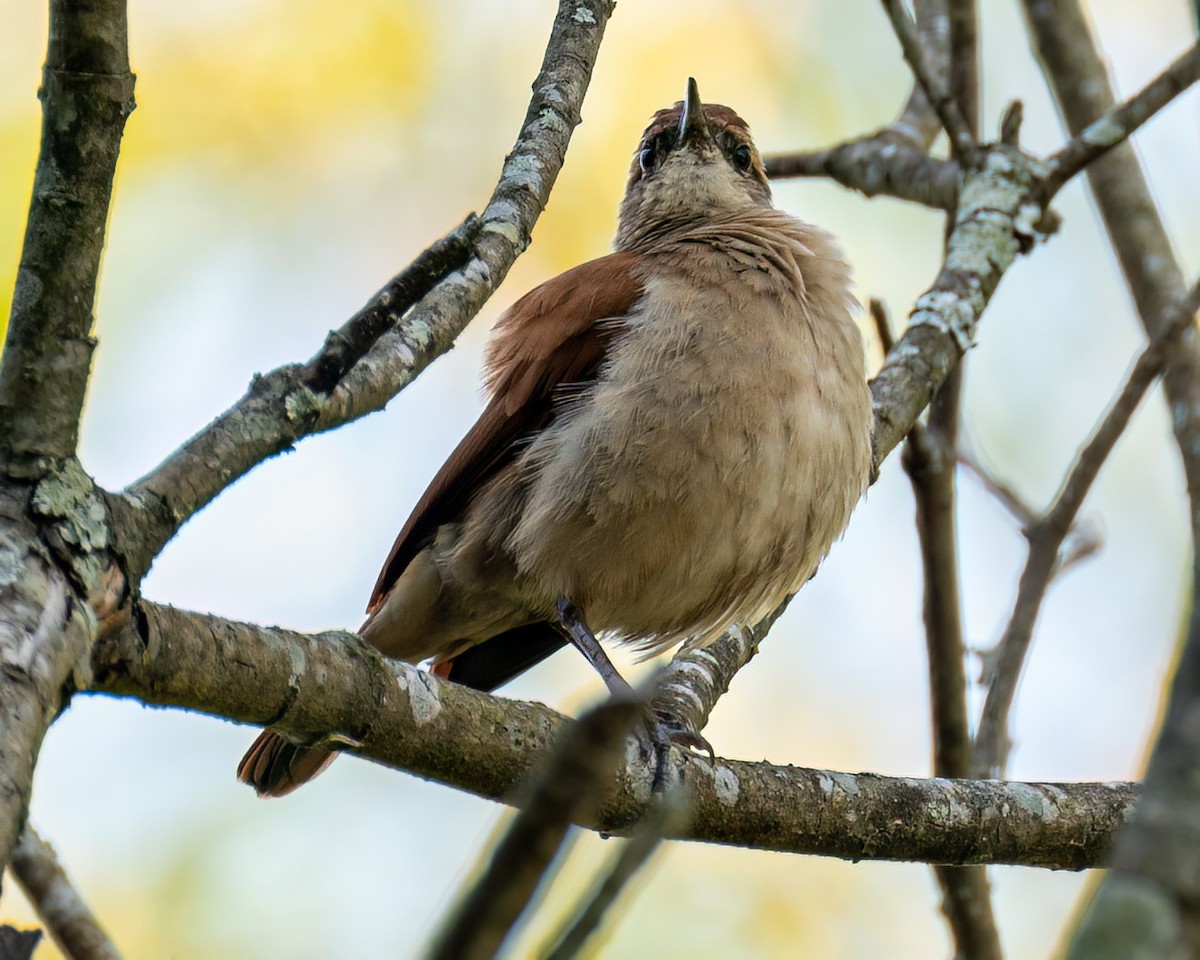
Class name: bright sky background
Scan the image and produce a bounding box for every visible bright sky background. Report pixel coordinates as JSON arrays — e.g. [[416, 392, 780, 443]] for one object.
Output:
[[1, 1, 1199, 957]]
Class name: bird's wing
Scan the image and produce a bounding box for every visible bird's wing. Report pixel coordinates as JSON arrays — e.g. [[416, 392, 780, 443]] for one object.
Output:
[[367, 251, 644, 613]]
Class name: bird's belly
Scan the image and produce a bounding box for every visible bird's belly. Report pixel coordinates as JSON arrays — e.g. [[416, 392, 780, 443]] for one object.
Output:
[[506, 334, 866, 652]]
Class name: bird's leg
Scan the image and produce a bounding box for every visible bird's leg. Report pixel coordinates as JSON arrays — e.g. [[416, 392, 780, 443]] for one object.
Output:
[[554, 597, 706, 789], [554, 597, 635, 697]]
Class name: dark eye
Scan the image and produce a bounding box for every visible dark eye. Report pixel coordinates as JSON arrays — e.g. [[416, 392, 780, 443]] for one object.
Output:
[[639, 146, 657, 174], [732, 144, 753, 171]]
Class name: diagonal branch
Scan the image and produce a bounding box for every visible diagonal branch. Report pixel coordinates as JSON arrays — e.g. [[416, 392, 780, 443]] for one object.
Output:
[[541, 788, 689, 960], [0, 0, 135, 473], [112, 0, 616, 584], [428, 695, 642, 960], [879, 0, 978, 161], [974, 278, 1200, 777], [9, 826, 122, 960], [1045, 42, 1200, 195], [90, 600, 1136, 869]]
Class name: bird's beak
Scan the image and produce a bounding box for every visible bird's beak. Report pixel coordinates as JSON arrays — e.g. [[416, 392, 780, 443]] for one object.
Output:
[[677, 77, 711, 147]]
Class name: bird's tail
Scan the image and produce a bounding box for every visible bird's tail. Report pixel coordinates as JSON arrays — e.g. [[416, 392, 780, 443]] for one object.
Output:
[[237, 731, 336, 798]]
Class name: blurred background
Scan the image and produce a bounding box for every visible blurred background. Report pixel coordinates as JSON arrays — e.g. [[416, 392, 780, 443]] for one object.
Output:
[[1, 0, 1198, 956]]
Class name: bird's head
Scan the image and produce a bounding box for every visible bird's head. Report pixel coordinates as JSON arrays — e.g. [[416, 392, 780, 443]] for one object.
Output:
[[616, 78, 772, 249]]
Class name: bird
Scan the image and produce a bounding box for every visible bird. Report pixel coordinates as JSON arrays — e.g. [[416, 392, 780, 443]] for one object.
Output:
[[238, 78, 872, 797]]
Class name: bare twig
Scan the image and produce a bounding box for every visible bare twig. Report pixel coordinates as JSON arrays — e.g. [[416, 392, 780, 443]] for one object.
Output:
[[90, 600, 1136, 868], [959, 440, 1105, 574], [1046, 43, 1200, 194], [9, 826, 122, 960], [0, 0, 135, 473], [541, 788, 691, 960], [298, 214, 481, 393], [870, 298, 898, 355], [957, 442, 1037, 529], [974, 278, 1200, 777], [427, 695, 643, 960], [113, 0, 616, 583], [879, 0, 977, 160]]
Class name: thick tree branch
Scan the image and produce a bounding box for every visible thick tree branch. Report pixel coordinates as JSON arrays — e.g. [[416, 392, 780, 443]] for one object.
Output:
[[869, 144, 1050, 466], [0, 0, 135, 474], [9, 826, 122, 960], [90, 601, 1135, 869], [112, 0, 616, 583], [765, 0, 958, 211], [0, 0, 136, 879], [0, 492, 98, 875]]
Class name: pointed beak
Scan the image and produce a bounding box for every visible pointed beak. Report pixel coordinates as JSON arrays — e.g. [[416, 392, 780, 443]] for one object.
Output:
[[677, 77, 711, 147]]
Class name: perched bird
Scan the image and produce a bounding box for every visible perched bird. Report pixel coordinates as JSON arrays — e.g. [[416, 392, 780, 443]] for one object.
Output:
[[239, 79, 872, 797]]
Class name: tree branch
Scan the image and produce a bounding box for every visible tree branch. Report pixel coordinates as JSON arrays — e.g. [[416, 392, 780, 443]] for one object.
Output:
[[1020, 0, 1200, 495], [908, 3, 1003, 954], [975, 278, 1200, 777], [764, 131, 960, 211], [765, 0, 959, 211], [428, 695, 642, 960], [868, 144, 1050, 467], [542, 788, 690, 960], [112, 0, 616, 583], [0, 0, 135, 474], [9, 826, 122, 960], [1045, 42, 1200, 195], [90, 600, 1135, 869], [879, 0, 977, 161], [0, 492, 98, 875]]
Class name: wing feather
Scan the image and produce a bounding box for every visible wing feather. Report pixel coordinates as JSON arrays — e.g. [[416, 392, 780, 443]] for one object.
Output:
[[367, 252, 643, 611]]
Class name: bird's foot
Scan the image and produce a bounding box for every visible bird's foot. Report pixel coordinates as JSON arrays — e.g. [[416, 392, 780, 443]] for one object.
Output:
[[632, 708, 715, 792]]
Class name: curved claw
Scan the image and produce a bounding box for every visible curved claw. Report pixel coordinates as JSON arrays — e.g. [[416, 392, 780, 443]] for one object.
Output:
[[631, 708, 716, 792]]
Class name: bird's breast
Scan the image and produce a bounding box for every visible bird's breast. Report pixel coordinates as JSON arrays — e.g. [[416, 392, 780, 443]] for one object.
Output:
[[506, 240, 871, 651]]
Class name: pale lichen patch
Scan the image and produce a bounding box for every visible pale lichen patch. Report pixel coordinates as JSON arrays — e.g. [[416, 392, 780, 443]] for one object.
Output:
[[402, 666, 443, 725], [713, 764, 740, 807]]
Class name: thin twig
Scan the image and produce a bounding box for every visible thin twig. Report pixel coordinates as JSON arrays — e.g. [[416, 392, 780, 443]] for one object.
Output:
[[1046, 42, 1200, 194], [870, 297, 898, 355], [299, 214, 481, 393], [9, 826, 122, 960], [541, 788, 691, 960], [974, 278, 1200, 777], [957, 442, 1037, 529], [879, 0, 978, 160], [427, 694, 644, 960]]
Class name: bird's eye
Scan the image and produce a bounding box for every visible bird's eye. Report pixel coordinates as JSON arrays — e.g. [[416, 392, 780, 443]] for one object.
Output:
[[639, 146, 657, 174], [732, 144, 753, 172]]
